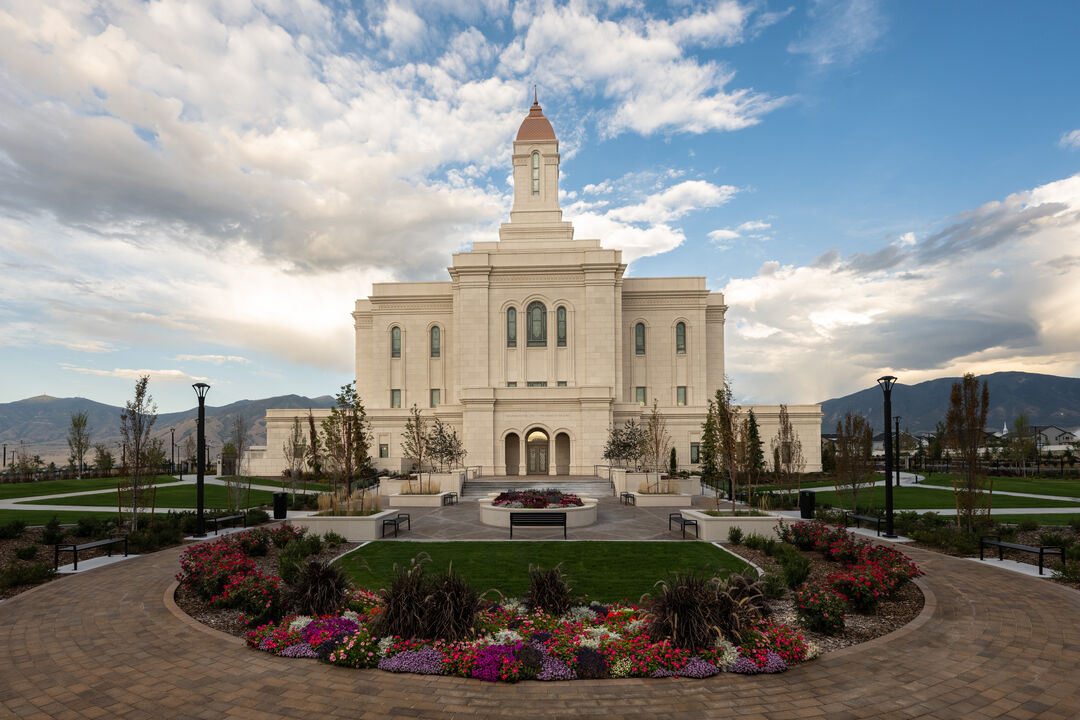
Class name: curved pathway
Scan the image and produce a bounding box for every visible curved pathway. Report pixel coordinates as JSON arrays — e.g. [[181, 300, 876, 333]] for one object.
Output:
[[2, 543, 1080, 718]]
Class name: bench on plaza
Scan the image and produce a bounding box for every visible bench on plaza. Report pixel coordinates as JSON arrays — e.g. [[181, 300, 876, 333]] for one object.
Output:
[[980, 536, 1064, 576], [208, 513, 246, 535], [442, 492, 459, 506], [620, 491, 635, 506], [509, 512, 567, 539], [54, 536, 128, 571], [381, 513, 411, 538], [668, 513, 698, 539], [844, 512, 883, 536]]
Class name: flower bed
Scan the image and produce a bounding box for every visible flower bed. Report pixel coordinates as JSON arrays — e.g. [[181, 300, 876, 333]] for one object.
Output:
[[493, 490, 583, 509]]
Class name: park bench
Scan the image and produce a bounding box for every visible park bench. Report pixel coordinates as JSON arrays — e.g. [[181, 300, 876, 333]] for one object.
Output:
[[620, 491, 636, 506], [54, 536, 128, 571], [509, 512, 567, 539], [980, 536, 1064, 576], [208, 513, 246, 535], [381, 513, 411, 538], [442, 492, 459, 506], [668, 513, 698, 539], [844, 512, 883, 536]]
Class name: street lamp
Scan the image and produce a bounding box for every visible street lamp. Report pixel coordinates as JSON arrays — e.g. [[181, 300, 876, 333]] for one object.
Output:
[[895, 416, 902, 487], [877, 375, 897, 539], [193, 382, 210, 537], [170, 427, 175, 476]]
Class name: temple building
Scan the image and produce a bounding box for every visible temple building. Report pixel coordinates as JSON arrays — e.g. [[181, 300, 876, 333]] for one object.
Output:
[[246, 98, 822, 477]]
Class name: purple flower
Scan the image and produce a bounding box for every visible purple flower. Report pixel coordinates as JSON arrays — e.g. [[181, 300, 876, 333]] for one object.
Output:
[[536, 651, 575, 681], [760, 651, 788, 674], [279, 643, 319, 659], [731, 656, 761, 675], [530, 631, 553, 644], [677, 657, 719, 679], [472, 644, 519, 683], [650, 667, 677, 678], [378, 647, 445, 675]]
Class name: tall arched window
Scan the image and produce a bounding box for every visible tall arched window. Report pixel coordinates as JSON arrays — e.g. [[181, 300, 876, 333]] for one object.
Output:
[[531, 152, 540, 195], [635, 322, 645, 355], [430, 326, 440, 358], [391, 326, 401, 358], [527, 301, 547, 346], [675, 322, 686, 354], [507, 308, 517, 347], [556, 306, 567, 347]]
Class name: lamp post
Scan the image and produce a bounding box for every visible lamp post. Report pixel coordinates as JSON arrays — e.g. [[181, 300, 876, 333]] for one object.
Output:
[[895, 416, 902, 487], [170, 427, 175, 476], [877, 375, 897, 539], [193, 382, 210, 537]]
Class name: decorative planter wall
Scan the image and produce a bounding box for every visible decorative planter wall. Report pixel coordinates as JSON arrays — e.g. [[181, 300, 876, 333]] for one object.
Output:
[[628, 492, 694, 507], [677, 509, 784, 542], [287, 509, 400, 542], [478, 498, 599, 528], [610, 468, 627, 493], [389, 492, 453, 507]]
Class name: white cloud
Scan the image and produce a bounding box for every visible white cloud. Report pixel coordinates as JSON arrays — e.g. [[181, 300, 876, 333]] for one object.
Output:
[[176, 354, 251, 365], [736, 220, 771, 232], [708, 229, 742, 247], [46, 339, 116, 354], [1060, 129, 1080, 150], [788, 0, 885, 68], [896, 231, 916, 247], [60, 365, 209, 383], [608, 181, 738, 223]]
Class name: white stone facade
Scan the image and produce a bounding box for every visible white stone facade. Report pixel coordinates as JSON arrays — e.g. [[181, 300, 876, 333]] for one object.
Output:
[[245, 100, 821, 478]]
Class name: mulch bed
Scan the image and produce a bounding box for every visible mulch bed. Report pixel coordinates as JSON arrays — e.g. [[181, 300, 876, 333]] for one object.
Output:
[[0, 527, 129, 601]]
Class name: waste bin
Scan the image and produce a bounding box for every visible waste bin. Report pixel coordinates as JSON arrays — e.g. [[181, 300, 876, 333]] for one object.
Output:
[[273, 492, 288, 520], [798, 490, 815, 519]]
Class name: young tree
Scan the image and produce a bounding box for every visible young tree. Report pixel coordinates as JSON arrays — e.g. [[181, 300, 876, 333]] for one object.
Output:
[[118, 375, 158, 531], [224, 414, 252, 511], [833, 412, 874, 512], [642, 400, 671, 492], [945, 373, 991, 531], [93, 443, 114, 474], [306, 410, 323, 482], [183, 435, 196, 474], [282, 416, 306, 495], [712, 379, 741, 513], [322, 383, 372, 512], [602, 423, 626, 467], [400, 404, 430, 491], [741, 409, 766, 507], [67, 411, 91, 477], [699, 399, 720, 492], [770, 404, 805, 497], [1007, 414, 1037, 477], [820, 438, 836, 474], [669, 446, 678, 476]]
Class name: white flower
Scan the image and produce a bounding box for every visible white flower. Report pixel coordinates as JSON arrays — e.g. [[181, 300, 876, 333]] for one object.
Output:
[[626, 618, 647, 632], [500, 598, 525, 614], [288, 616, 313, 632], [804, 641, 821, 661], [610, 656, 632, 678], [377, 637, 396, 657], [487, 629, 523, 645], [341, 610, 359, 622], [718, 644, 740, 671], [565, 606, 596, 622]]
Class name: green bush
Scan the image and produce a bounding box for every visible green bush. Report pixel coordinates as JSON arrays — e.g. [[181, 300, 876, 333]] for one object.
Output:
[[1068, 517, 1080, 533], [127, 518, 183, 553], [0, 519, 27, 540], [278, 542, 307, 585], [775, 546, 812, 589], [794, 583, 845, 635], [14, 545, 37, 561], [761, 572, 787, 599], [41, 516, 66, 545], [75, 516, 113, 539], [742, 532, 766, 551], [246, 508, 270, 526], [1018, 518, 1039, 532], [0, 562, 56, 589], [1038, 531, 1073, 548], [727, 526, 743, 545], [236, 529, 271, 557], [323, 531, 347, 547]]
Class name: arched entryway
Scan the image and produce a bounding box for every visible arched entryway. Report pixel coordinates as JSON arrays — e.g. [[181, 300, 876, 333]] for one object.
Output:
[[555, 432, 570, 475], [526, 428, 549, 475], [505, 433, 520, 476]]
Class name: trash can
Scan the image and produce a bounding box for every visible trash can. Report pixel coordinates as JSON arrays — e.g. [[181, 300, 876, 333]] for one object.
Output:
[[273, 492, 288, 520], [799, 490, 815, 519]]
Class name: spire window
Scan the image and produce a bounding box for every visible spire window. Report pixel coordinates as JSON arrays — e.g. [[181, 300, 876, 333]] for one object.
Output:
[[531, 152, 540, 196], [527, 301, 547, 346]]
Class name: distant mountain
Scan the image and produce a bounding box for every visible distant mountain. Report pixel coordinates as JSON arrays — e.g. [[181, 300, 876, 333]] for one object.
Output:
[[820, 371, 1080, 435], [0, 393, 336, 464]]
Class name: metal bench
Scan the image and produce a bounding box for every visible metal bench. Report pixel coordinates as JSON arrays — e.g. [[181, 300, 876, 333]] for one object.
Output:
[[980, 535, 1064, 575], [442, 492, 459, 506], [54, 536, 128, 571], [208, 513, 246, 535], [381, 513, 411, 538], [620, 491, 636, 506], [668, 513, 698, 539], [844, 512, 883, 536], [509, 512, 567, 539]]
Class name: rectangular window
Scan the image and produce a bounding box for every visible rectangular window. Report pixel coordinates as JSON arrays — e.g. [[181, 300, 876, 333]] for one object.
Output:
[[379, 444, 389, 458], [635, 386, 646, 405], [557, 381, 567, 387], [526, 381, 547, 387], [507, 381, 517, 387], [430, 388, 440, 408], [690, 443, 700, 464], [390, 389, 401, 408], [677, 386, 687, 406]]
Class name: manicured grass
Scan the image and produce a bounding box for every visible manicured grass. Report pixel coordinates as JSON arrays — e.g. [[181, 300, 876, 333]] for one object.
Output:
[[0, 475, 180, 500], [18, 484, 274, 510], [335, 541, 748, 604], [813, 486, 1080, 510], [919, 473, 1080, 498], [991, 513, 1080, 527]]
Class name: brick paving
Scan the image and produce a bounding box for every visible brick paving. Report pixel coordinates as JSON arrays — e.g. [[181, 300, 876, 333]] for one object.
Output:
[[2, 527, 1080, 718]]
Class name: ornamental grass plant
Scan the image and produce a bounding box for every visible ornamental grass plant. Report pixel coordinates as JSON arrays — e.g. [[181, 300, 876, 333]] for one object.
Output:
[[523, 564, 573, 615]]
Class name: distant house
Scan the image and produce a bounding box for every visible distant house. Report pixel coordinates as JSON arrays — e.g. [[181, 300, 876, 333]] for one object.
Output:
[[871, 431, 923, 456], [1033, 425, 1077, 448]]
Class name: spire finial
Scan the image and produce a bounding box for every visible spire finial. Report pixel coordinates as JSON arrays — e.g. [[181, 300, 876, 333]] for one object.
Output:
[[533, 84, 538, 105]]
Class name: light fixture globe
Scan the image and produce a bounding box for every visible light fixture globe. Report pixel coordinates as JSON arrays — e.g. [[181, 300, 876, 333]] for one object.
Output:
[[192, 382, 210, 398], [876, 375, 897, 392]]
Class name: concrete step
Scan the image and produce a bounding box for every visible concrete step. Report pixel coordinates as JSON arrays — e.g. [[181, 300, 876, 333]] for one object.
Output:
[[461, 479, 614, 498]]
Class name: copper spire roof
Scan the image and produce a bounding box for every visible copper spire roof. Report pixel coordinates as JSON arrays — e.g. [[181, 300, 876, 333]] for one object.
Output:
[[515, 90, 556, 142]]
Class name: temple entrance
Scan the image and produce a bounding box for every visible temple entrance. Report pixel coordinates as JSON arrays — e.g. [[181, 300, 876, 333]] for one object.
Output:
[[505, 433, 520, 475], [526, 429, 549, 474], [555, 432, 570, 475]]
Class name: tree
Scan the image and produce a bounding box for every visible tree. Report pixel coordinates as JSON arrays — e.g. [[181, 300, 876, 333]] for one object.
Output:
[[945, 373, 991, 531], [11, 442, 37, 480], [93, 443, 114, 473], [118, 375, 158, 531], [699, 399, 720, 489], [400, 404, 430, 492], [770, 404, 805, 497], [428, 418, 466, 471], [282, 416, 306, 495], [741, 408, 766, 507], [642, 400, 671, 492], [306, 410, 323, 482], [67, 411, 91, 477], [669, 446, 678, 476], [322, 383, 372, 513], [820, 438, 836, 474], [833, 412, 874, 512], [183, 435, 196, 473], [603, 420, 645, 468], [712, 379, 740, 513], [224, 414, 252, 512], [1006, 414, 1037, 476]]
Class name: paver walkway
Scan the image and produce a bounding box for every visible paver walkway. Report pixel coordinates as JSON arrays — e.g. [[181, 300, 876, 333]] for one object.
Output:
[[2, 537, 1080, 718]]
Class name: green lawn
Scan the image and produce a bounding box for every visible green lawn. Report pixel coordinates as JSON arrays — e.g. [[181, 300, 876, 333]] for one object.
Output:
[[0, 475, 180, 500], [919, 473, 1080, 498], [17, 484, 274, 510], [991, 513, 1080, 527], [335, 541, 749, 604], [813, 485, 1080, 510]]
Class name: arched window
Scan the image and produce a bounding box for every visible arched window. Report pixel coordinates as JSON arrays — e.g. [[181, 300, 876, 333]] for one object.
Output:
[[556, 306, 567, 347], [531, 152, 540, 196], [527, 301, 546, 346], [430, 326, 440, 358], [675, 322, 686, 354], [507, 308, 517, 347], [391, 326, 401, 358], [635, 322, 645, 355]]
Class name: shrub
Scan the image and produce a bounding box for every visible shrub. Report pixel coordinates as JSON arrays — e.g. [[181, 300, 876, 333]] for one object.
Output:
[[14, 545, 37, 561], [0, 562, 56, 588], [1068, 517, 1080, 533], [524, 564, 573, 616], [76, 516, 113, 539], [794, 584, 845, 634], [128, 519, 183, 553], [742, 532, 766, 551], [246, 508, 270, 526], [289, 561, 351, 617], [828, 564, 889, 613], [514, 644, 544, 680], [727, 526, 743, 545], [761, 572, 786, 599], [1038, 531, 1072, 548], [268, 524, 305, 549], [646, 571, 765, 650], [1066, 545, 1080, 562], [211, 570, 284, 626], [373, 556, 432, 640], [777, 549, 812, 589], [323, 531, 347, 547], [1018, 518, 1039, 532], [41, 515, 66, 545], [0, 519, 26, 540], [423, 569, 481, 641], [235, 529, 271, 557], [572, 647, 608, 679], [278, 542, 307, 585], [176, 537, 257, 599]]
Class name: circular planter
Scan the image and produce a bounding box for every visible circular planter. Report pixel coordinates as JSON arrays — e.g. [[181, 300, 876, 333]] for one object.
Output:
[[478, 498, 599, 528]]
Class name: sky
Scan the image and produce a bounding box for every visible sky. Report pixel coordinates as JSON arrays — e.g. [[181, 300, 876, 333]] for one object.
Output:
[[0, 0, 1078, 413]]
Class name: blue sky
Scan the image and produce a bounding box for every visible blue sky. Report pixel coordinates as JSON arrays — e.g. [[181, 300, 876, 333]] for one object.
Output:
[[1, 0, 1078, 413]]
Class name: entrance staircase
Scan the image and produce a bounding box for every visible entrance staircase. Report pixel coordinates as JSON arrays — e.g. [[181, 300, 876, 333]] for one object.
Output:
[[461, 475, 615, 499]]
